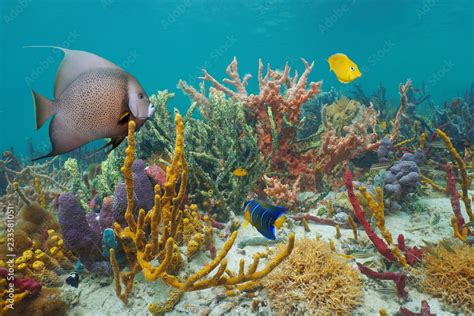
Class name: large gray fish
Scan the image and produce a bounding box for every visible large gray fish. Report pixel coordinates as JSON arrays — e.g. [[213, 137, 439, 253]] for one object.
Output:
[[29, 46, 155, 160]]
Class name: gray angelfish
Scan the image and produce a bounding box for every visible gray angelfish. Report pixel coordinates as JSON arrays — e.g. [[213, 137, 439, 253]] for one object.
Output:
[[28, 46, 155, 160]]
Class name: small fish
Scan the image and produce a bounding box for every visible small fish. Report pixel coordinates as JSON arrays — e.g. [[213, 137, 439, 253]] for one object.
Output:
[[431, 213, 441, 226], [242, 199, 286, 240], [66, 272, 80, 288], [464, 221, 474, 228], [427, 140, 447, 149], [232, 168, 248, 177], [327, 53, 362, 84], [380, 121, 387, 130], [27, 46, 155, 160], [439, 240, 455, 253], [369, 162, 392, 171]]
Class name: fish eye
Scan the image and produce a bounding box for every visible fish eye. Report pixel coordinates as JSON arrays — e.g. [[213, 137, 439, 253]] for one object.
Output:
[[350, 66, 355, 71], [138, 93, 144, 99]]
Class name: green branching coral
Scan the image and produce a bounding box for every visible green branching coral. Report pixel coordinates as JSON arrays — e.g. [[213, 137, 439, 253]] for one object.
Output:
[[135, 89, 177, 160], [134, 88, 265, 220], [94, 150, 124, 198], [183, 89, 265, 221], [63, 158, 90, 209]]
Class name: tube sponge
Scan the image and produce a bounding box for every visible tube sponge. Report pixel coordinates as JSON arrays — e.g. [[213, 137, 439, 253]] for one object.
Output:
[[57, 193, 111, 275]]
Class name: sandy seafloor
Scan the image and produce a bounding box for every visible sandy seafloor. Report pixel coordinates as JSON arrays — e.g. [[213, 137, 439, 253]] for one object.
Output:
[[58, 191, 468, 316]]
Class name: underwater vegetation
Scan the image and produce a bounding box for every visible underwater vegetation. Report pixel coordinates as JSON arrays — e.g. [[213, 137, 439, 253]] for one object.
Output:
[[0, 55, 473, 315], [264, 237, 363, 315]]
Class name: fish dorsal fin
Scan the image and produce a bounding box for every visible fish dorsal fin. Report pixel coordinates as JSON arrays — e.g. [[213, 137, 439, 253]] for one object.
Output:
[[25, 46, 123, 98]]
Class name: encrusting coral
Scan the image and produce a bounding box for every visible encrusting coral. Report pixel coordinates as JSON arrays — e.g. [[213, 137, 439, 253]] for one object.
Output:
[[110, 113, 295, 313], [421, 242, 474, 313], [264, 237, 362, 315]]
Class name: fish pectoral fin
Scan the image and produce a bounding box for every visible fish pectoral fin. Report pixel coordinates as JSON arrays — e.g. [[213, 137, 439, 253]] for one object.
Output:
[[32, 150, 56, 161], [118, 112, 131, 125], [274, 216, 286, 229], [32, 90, 55, 130], [242, 221, 249, 229], [108, 136, 126, 152], [86, 136, 126, 159]]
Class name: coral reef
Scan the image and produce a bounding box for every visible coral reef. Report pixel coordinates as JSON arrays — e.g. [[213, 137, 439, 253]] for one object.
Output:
[[400, 300, 435, 316], [421, 242, 473, 313], [181, 57, 322, 188], [0, 156, 66, 212], [110, 113, 294, 313], [57, 192, 111, 275], [384, 151, 423, 210], [322, 96, 362, 134], [112, 159, 155, 226], [0, 267, 41, 314], [264, 237, 362, 315]]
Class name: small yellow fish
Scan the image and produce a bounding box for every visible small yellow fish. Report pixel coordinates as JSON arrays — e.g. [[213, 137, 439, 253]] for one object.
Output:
[[232, 168, 248, 177], [327, 53, 362, 84], [380, 121, 387, 130]]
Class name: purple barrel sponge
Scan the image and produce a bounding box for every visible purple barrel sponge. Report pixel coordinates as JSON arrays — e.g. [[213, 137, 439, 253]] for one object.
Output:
[[384, 151, 423, 210], [112, 159, 155, 226], [58, 192, 111, 275], [99, 196, 114, 231], [377, 137, 394, 162]]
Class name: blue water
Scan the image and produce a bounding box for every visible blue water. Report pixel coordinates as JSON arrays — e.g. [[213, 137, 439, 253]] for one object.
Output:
[[0, 0, 472, 157]]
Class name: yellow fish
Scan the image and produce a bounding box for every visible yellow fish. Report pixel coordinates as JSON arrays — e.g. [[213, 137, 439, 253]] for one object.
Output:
[[380, 121, 387, 130], [327, 53, 362, 84], [232, 168, 248, 177]]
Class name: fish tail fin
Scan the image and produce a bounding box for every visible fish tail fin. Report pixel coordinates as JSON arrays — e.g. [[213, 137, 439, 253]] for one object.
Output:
[[32, 90, 55, 130]]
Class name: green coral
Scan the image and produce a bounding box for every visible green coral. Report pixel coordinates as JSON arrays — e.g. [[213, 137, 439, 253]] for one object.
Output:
[[322, 96, 362, 134], [134, 88, 266, 221], [63, 158, 89, 209], [94, 149, 124, 198], [135, 89, 176, 160], [184, 89, 265, 221]]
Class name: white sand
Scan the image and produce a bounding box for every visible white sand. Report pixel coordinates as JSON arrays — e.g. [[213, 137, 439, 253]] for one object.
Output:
[[64, 194, 469, 315]]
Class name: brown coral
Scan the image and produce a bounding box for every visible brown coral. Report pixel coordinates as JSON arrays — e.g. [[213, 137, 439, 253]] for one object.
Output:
[[421, 242, 474, 313], [264, 237, 362, 315], [8, 287, 67, 316]]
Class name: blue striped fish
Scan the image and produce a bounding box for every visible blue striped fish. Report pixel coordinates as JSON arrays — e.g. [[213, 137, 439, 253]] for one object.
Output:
[[242, 199, 286, 240]]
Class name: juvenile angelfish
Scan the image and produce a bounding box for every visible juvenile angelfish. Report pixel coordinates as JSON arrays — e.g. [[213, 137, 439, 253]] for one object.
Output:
[[28, 46, 155, 160], [242, 199, 286, 240], [327, 53, 362, 84]]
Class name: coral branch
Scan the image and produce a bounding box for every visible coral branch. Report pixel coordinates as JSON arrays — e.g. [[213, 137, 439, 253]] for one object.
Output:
[[344, 170, 396, 261], [356, 263, 408, 299], [400, 300, 435, 316]]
